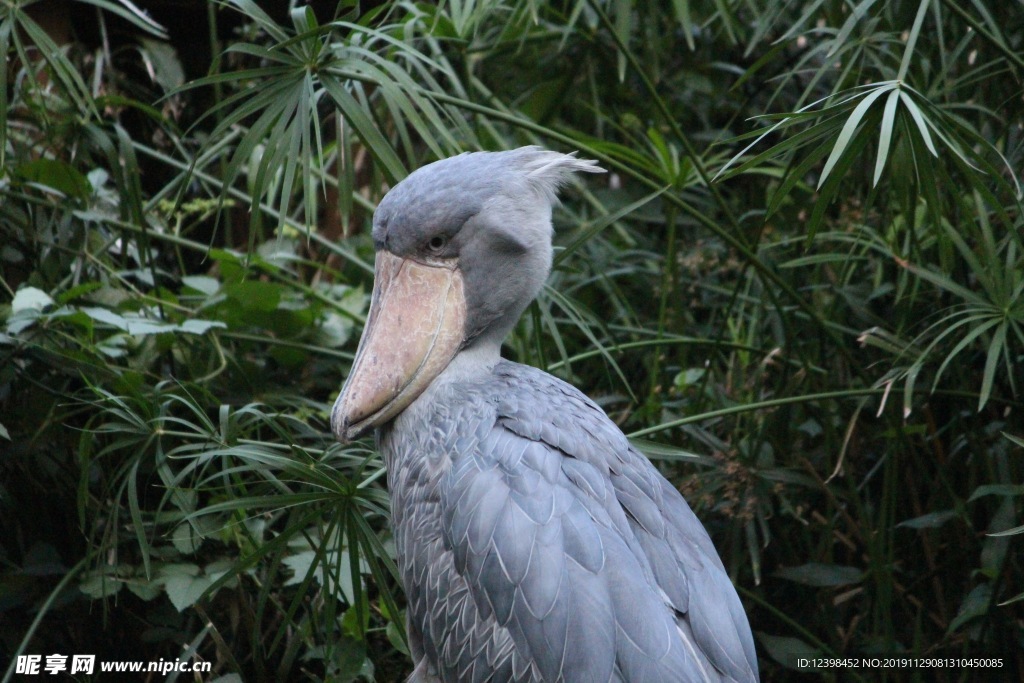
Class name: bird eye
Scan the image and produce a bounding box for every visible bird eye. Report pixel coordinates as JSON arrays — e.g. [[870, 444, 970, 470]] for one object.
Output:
[[427, 236, 446, 253]]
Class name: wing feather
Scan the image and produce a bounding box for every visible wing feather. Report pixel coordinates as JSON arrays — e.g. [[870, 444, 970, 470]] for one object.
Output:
[[427, 360, 758, 681], [496, 362, 757, 681]]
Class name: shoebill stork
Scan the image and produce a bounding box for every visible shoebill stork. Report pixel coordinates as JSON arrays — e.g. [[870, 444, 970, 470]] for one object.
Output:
[[331, 147, 758, 682]]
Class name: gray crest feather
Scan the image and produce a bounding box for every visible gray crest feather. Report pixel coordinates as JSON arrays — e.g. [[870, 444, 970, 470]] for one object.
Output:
[[502, 146, 606, 203]]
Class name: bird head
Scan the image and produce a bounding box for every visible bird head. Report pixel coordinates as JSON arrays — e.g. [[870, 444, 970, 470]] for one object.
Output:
[[331, 147, 603, 442]]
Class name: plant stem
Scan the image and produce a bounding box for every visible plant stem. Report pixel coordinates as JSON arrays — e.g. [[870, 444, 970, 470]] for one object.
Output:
[[648, 204, 678, 413]]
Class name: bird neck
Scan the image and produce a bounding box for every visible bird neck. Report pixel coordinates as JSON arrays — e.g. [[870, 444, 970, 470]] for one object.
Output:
[[442, 341, 502, 384], [395, 341, 500, 436]]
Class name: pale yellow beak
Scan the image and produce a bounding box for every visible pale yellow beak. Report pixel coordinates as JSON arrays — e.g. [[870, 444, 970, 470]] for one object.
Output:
[[331, 251, 466, 442]]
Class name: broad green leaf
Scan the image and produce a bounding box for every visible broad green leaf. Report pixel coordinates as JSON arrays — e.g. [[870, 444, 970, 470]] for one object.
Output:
[[159, 563, 216, 612], [630, 439, 708, 465], [873, 88, 901, 186], [224, 281, 282, 312], [671, 0, 695, 50], [138, 38, 184, 90], [80, 307, 129, 331], [15, 159, 91, 200], [897, 510, 958, 529], [774, 563, 863, 587], [125, 576, 163, 601], [76, 0, 168, 38], [179, 319, 227, 334], [756, 633, 822, 671], [979, 323, 1007, 410], [999, 591, 1024, 607], [79, 307, 227, 336], [80, 571, 123, 599], [947, 584, 991, 634], [386, 620, 410, 656], [11, 287, 54, 313], [818, 84, 896, 189], [172, 523, 204, 555], [899, 91, 938, 156], [181, 276, 221, 296]]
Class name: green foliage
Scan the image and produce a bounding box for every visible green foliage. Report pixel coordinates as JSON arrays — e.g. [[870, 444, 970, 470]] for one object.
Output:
[[2, 0, 1022, 681]]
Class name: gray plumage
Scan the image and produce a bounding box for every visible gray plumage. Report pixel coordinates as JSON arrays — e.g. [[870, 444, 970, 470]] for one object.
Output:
[[332, 147, 759, 682]]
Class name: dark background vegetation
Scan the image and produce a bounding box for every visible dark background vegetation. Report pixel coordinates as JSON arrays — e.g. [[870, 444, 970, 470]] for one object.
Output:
[[1, 1, 1022, 681]]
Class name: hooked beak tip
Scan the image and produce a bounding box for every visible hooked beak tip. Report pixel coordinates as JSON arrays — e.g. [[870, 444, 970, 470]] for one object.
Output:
[[330, 400, 363, 443]]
